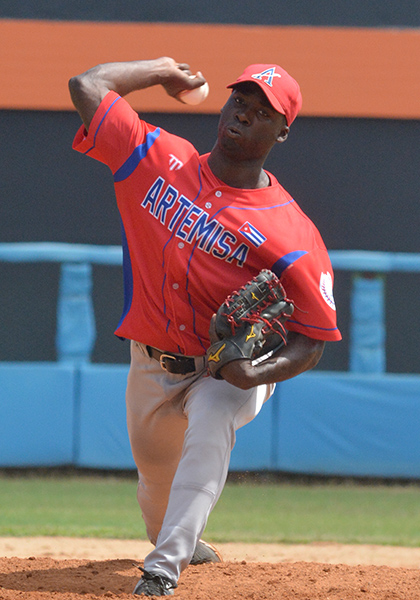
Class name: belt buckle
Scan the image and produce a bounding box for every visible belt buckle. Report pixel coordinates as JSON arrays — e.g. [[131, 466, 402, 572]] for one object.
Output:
[[159, 353, 177, 371]]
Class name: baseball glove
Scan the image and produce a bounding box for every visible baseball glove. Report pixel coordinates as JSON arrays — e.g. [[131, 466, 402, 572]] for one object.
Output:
[[207, 269, 294, 379]]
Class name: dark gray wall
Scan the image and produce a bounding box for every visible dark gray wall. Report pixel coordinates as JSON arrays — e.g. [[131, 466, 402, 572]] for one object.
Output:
[[2, 110, 419, 253], [1, 0, 419, 27], [1, 109, 419, 372], [1, 2, 419, 371]]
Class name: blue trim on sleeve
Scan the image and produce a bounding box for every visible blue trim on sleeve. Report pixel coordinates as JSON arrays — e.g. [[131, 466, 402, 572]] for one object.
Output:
[[288, 319, 339, 333], [84, 95, 122, 155], [271, 250, 308, 277], [113, 128, 161, 182]]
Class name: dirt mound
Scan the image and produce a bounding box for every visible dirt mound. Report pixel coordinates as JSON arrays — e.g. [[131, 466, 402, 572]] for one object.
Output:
[[1, 538, 420, 599], [1, 556, 420, 600]]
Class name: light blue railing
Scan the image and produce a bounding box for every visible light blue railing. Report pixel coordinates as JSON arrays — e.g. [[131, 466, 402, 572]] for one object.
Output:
[[1, 243, 420, 372]]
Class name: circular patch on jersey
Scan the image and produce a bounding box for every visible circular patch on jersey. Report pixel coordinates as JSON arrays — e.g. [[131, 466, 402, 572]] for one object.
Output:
[[319, 271, 336, 310]]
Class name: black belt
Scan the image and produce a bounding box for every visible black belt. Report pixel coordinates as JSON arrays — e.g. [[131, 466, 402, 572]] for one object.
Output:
[[146, 345, 197, 374]]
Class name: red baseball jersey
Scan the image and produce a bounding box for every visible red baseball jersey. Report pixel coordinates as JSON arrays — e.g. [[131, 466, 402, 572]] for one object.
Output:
[[73, 91, 341, 355]]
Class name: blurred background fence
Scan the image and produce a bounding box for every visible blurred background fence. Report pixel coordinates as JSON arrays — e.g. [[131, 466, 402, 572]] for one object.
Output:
[[1, 0, 419, 479], [1, 243, 419, 479]]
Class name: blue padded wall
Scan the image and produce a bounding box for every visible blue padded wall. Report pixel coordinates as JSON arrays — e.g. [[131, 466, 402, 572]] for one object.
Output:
[[1, 363, 420, 478], [76, 364, 134, 469], [0, 363, 75, 466], [276, 372, 420, 478]]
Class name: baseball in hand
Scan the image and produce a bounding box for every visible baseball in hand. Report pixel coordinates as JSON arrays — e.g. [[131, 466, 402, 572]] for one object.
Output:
[[177, 79, 209, 106]]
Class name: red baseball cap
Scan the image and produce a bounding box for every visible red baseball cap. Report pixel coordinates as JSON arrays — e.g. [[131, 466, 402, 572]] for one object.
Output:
[[227, 64, 302, 126]]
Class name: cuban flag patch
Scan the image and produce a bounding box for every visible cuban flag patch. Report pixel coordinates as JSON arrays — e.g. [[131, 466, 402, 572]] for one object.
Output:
[[238, 222, 267, 247]]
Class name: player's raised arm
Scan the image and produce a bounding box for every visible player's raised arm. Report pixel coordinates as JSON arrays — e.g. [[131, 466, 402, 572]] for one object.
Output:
[[68, 57, 207, 130]]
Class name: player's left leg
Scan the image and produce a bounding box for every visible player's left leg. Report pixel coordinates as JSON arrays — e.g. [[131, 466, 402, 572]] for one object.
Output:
[[142, 374, 275, 583]]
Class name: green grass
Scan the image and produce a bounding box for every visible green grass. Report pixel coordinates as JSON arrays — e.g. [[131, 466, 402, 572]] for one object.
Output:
[[1, 474, 419, 547], [0, 475, 145, 539], [207, 481, 420, 546]]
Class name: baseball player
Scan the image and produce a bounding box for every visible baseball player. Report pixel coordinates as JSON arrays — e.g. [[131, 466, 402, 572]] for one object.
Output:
[[69, 57, 341, 596]]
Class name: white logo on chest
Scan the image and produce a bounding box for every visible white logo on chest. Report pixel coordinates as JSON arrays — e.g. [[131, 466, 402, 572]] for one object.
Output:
[[169, 154, 184, 171]]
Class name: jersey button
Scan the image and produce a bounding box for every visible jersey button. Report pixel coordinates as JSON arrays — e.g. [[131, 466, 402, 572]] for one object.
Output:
[[179, 324, 186, 331], [215, 191, 222, 197], [178, 242, 184, 249], [172, 283, 179, 290], [205, 202, 212, 209]]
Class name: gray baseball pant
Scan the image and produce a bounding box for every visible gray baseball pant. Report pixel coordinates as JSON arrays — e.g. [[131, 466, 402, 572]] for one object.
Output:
[[126, 341, 275, 583]]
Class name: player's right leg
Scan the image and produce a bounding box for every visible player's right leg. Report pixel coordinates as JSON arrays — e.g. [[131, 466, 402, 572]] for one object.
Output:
[[125, 341, 204, 544]]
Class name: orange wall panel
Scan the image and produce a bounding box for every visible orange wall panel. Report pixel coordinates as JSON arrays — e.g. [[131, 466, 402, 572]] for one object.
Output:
[[1, 19, 419, 119]]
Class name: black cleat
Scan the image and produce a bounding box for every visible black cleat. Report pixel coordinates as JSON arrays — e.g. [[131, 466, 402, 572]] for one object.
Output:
[[133, 566, 177, 596], [190, 539, 223, 565]]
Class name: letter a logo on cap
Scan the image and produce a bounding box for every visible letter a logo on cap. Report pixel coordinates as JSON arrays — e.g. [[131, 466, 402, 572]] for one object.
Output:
[[251, 67, 281, 87], [227, 63, 303, 125]]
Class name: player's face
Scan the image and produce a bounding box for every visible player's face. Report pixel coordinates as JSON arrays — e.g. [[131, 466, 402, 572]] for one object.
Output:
[[217, 83, 289, 162]]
